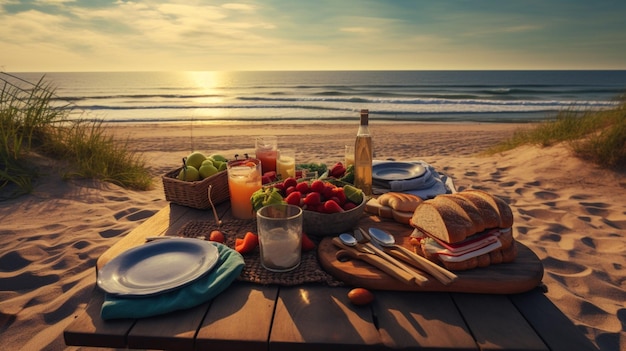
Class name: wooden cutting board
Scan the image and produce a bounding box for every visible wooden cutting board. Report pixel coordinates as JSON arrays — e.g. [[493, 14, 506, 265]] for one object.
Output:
[[317, 216, 544, 294]]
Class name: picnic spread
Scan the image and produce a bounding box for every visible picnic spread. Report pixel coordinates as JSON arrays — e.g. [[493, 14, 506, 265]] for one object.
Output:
[[64, 161, 599, 350], [94, 153, 545, 322], [64, 112, 600, 351]]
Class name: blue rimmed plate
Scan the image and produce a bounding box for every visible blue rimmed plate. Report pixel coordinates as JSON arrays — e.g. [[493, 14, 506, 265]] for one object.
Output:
[[97, 238, 219, 297], [372, 162, 426, 181]]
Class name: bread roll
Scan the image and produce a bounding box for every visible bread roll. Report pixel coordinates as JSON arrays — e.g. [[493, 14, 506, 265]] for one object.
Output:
[[365, 193, 422, 225], [378, 192, 423, 212]]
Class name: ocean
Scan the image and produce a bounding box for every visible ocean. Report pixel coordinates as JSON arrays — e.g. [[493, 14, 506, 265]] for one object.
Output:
[[4, 70, 626, 124]]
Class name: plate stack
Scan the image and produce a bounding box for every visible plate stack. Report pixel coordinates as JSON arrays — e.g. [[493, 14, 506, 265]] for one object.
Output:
[[372, 161, 435, 191]]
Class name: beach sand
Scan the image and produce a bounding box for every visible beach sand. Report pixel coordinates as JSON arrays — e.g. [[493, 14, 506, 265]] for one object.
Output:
[[1, 122, 624, 350]]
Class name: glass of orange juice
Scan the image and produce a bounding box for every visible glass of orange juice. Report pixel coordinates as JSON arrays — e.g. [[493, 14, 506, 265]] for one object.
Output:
[[227, 158, 262, 219], [255, 136, 277, 173]]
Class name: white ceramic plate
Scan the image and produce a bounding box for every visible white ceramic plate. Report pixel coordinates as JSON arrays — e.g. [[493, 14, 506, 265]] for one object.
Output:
[[372, 162, 426, 181], [97, 238, 219, 297]]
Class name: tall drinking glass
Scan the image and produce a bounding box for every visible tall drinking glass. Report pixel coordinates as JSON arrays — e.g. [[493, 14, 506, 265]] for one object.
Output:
[[227, 158, 262, 219], [276, 148, 296, 180], [344, 144, 355, 167], [255, 136, 277, 173], [256, 204, 303, 272]]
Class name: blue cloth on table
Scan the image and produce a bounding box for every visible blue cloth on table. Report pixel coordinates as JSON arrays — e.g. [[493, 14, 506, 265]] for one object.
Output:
[[100, 242, 244, 320], [372, 160, 455, 198]]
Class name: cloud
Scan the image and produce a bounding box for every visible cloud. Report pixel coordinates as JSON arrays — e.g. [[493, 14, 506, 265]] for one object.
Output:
[[0, 0, 624, 71]]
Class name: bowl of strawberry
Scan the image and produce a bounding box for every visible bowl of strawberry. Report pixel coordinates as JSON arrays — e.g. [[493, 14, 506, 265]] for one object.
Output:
[[271, 177, 366, 237]]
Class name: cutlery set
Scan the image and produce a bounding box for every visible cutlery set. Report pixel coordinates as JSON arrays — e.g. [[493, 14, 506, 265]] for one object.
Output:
[[332, 227, 457, 286]]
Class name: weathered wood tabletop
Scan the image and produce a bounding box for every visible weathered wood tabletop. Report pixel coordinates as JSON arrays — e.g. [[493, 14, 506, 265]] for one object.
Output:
[[64, 202, 599, 351]]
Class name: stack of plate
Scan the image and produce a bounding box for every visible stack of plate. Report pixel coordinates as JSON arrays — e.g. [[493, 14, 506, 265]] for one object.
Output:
[[97, 238, 220, 297], [372, 161, 432, 189]]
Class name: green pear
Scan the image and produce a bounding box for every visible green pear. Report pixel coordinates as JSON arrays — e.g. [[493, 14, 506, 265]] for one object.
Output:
[[211, 160, 225, 169], [177, 166, 200, 181], [209, 154, 228, 162], [199, 163, 218, 179], [186, 152, 207, 169]]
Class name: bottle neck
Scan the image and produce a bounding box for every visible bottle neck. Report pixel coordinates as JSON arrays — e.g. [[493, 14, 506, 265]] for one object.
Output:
[[358, 109, 369, 134], [360, 109, 369, 126]]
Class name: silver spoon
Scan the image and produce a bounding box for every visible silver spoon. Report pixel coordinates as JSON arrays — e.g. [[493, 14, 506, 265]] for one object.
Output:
[[368, 227, 458, 285], [339, 233, 358, 246], [339, 232, 377, 254], [368, 227, 396, 246]]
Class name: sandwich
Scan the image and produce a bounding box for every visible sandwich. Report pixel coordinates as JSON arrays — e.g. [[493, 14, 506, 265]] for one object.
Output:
[[409, 189, 516, 271], [365, 192, 423, 225]]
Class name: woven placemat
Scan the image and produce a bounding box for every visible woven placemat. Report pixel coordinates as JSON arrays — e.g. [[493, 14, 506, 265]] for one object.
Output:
[[177, 219, 344, 287]]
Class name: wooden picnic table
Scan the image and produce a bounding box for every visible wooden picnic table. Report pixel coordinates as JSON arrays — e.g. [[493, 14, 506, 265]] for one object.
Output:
[[64, 202, 599, 351]]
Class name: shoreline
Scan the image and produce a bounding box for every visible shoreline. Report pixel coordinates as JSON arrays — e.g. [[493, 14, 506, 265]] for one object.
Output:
[[1, 122, 624, 350]]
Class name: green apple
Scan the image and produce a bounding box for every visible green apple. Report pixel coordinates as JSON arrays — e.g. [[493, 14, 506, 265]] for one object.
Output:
[[218, 162, 227, 172], [209, 154, 228, 163], [186, 152, 207, 170], [177, 165, 200, 181], [199, 163, 218, 179]]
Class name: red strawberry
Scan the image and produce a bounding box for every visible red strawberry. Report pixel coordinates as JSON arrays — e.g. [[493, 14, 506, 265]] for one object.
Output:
[[283, 177, 298, 190], [285, 185, 297, 196], [329, 162, 346, 178], [285, 191, 302, 206], [263, 171, 277, 182], [310, 179, 325, 194], [342, 202, 358, 211], [296, 181, 310, 194], [322, 183, 335, 199], [303, 192, 321, 206], [331, 187, 347, 205], [323, 199, 344, 213], [301, 232, 316, 251]]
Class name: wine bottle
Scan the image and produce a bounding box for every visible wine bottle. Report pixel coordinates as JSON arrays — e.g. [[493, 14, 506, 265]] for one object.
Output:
[[354, 109, 372, 195]]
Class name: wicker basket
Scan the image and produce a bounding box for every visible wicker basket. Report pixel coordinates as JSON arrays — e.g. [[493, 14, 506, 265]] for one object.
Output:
[[162, 168, 229, 209]]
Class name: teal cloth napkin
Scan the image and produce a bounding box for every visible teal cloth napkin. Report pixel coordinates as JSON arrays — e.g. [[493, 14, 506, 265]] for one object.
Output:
[[100, 242, 244, 320]]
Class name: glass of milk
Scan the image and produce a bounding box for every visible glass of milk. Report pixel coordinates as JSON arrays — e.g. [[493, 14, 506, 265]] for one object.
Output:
[[256, 204, 303, 272]]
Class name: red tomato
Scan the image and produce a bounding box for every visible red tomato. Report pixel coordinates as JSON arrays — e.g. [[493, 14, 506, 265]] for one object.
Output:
[[209, 230, 225, 243]]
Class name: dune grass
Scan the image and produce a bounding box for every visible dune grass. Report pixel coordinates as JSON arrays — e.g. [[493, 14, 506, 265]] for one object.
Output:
[[485, 97, 626, 170], [0, 73, 153, 200]]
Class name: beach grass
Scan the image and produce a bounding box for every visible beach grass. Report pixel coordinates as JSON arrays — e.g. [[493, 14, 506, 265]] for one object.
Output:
[[0, 74, 153, 199], [485, 97, 626, 170]]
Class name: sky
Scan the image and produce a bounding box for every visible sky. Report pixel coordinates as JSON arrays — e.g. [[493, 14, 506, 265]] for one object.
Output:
[[1, 0, 625, 72]]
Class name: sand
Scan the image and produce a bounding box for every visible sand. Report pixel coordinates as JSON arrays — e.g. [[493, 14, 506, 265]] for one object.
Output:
[[0, 122, 624, 351]]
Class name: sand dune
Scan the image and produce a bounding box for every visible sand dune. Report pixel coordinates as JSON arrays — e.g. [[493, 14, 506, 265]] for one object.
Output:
[[0, 122, 624, 350]]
